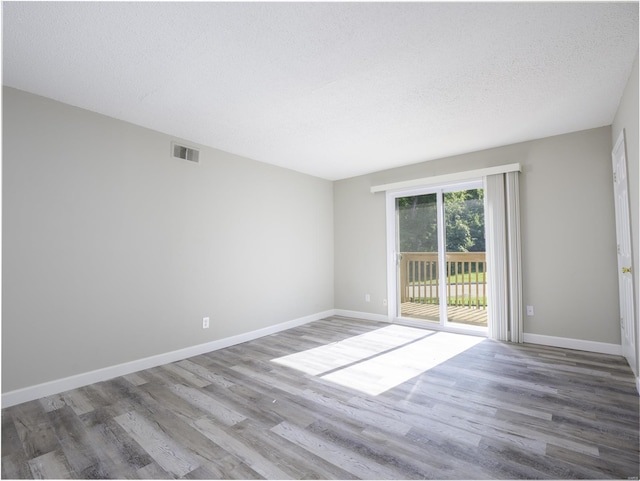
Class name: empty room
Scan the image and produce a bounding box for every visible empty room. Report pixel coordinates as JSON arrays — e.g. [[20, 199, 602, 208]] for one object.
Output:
[[2, 2, 639, 479]]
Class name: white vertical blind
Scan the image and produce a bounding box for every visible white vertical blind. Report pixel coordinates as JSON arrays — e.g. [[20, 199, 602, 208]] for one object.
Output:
[[506, 172, 523, 343], [484, 171, 523, 342], [485, 174, 508, 340]]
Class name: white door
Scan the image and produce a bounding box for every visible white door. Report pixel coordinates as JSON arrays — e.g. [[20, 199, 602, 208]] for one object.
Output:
[[612, 130, 637, 375]]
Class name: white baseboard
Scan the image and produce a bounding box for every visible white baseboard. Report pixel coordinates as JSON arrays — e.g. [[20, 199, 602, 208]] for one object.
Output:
[[337, 313, 625, 355], [523, 333, 622, 356], [333, 309, 391, 324], [2, 310, 334, 408], [636, 376, 640, 395], [3, 311, 628, 408]]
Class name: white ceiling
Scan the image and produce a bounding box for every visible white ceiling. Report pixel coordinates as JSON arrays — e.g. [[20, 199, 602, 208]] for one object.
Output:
[[3, 2, 638, 180]]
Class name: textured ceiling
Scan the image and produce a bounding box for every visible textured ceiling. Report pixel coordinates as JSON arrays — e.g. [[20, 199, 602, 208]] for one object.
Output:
[[3, 2, 638, 180]]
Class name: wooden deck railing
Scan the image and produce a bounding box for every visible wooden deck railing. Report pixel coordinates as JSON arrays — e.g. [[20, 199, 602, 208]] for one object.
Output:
[[400, 252, 487, 309]]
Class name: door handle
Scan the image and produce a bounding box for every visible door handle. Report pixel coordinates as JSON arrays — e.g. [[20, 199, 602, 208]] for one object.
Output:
[[622, 266, 632, 274]]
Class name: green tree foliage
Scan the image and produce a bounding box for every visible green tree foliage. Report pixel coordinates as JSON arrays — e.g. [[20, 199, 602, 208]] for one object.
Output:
[[444, 189, 485, 252], [397, 194, 438, 252], [397, 189, 485, 253]]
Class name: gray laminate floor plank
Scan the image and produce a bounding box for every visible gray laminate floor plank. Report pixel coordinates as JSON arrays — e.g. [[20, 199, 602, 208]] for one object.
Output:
[[232, 418, 357, 480], [2, 316, 639, 479], [27, 449, 74, 480]]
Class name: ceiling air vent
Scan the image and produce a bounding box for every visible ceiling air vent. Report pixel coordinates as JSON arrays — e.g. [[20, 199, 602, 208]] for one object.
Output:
[[171, 141, 200, 163]]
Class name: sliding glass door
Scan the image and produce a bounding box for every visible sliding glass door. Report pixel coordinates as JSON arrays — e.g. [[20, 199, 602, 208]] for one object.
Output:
[[393, 181, 487, 332], [397, 192, 441, 323]]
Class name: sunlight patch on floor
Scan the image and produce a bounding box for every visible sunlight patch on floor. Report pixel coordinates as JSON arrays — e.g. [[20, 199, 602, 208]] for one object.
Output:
[[272, 325, 484, 396], [272, 324, 429, 375]]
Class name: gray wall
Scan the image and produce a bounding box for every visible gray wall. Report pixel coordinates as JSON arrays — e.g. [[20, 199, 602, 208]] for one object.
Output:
[[2, 87, 334, 392], [335, 126, 620, 344], [3, 78, 631, 394], [612, 50, 639, 375]]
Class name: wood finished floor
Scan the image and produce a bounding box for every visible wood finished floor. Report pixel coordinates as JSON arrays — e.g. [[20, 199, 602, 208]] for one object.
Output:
[[2, 316, 639, 479]]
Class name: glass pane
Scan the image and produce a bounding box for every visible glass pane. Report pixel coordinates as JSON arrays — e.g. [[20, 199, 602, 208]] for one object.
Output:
[[444, 188, 488, 327], [397, 193, 440, 322]]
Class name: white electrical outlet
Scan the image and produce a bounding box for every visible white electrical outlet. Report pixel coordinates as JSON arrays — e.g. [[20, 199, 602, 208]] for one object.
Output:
[[526, 306, 534, 316], [365, 294, 371, 302], [202, 317, 210, 329]]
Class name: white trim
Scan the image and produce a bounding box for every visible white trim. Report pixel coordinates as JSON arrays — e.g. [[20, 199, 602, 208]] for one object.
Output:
[[385, 192, 399, 320], [385, 180, 491, 335], [523, 333, 622, 356], [370, 163, 521, 193], [1, 310, 334, 408], [436, 190, 448, 323], [4, 309, 628, 408], [333, 309, 391, 324], [613, 128, 625, 157], [393, 316, 488, 338], [333, 310, 487, 338], [636, 376, 640, 395]]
